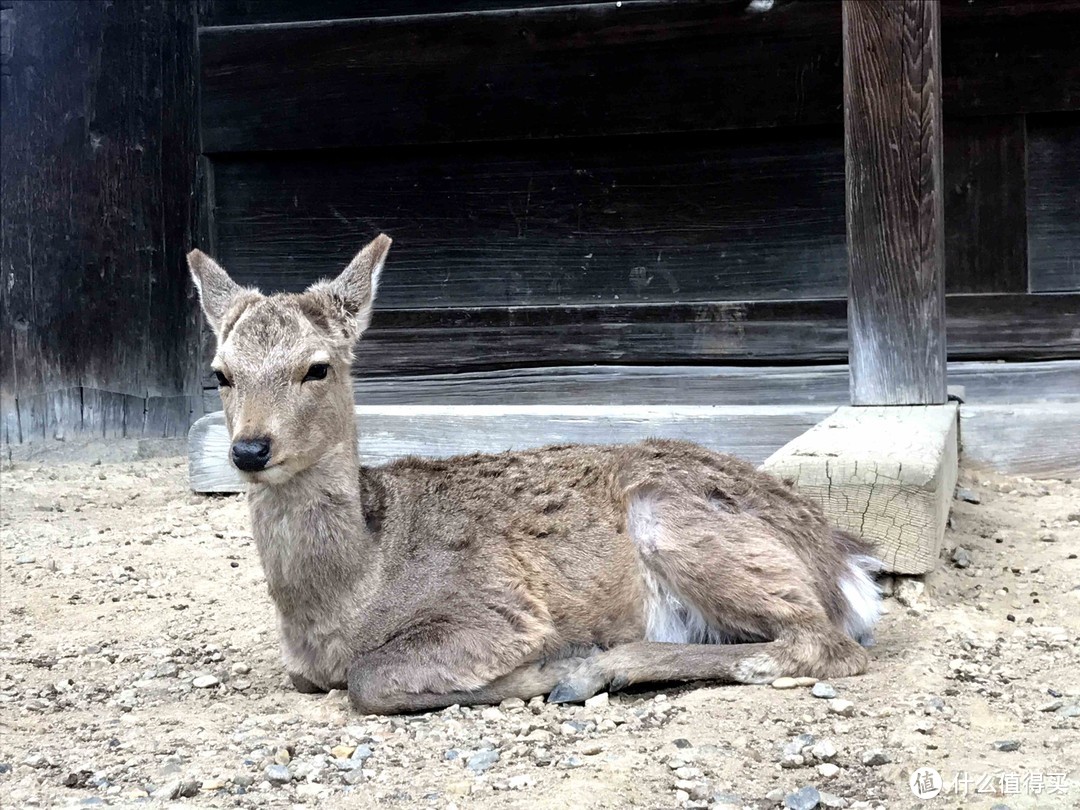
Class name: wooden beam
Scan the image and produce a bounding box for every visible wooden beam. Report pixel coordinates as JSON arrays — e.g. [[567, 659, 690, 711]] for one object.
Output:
[[764, 404, 960, 574], [189, 404, 835, 493], [843, 0, 947, 405], [199, 359, 1080, 413]]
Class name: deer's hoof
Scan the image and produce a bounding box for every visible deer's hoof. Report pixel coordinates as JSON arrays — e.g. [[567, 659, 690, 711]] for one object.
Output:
[[547, 663, 604, 704], [289, 672, 327, 694]]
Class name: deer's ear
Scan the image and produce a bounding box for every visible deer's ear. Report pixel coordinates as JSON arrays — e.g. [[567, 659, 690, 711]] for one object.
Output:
[[307, 234, 391, 339], [187, 250, 255, 339]]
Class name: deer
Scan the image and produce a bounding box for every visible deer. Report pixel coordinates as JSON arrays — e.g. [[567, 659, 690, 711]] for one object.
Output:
[[187, 234, 882, 715]]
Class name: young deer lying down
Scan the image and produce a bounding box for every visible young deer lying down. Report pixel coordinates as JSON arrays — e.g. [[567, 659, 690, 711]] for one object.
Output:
[[187, 234, 882, 715]]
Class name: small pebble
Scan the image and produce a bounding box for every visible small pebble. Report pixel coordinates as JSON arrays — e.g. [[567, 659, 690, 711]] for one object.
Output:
[[957, 488, 981, 504], [192, 675, 219, 689], [584, 692, 610, 709], [811, 739, 837, 761], [992, 740, 1021, 752], [811, 682, 837, 699], [827, 699, 855, 717], [860, 749, 890, 766], [466, 750, 499, 773], [771, 677, 800, 690], [951, 547, 972, 569], [784, 785, 822, 810], [263, 764, 290, 785], [817, 763, 840, 778]]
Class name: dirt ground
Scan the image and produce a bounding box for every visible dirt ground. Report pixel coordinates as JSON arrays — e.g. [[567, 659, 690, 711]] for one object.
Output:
[[1, 439, 1078, 810]]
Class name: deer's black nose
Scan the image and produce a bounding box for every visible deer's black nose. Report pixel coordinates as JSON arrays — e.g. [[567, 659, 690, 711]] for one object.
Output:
[[231, 438, 272, 472]]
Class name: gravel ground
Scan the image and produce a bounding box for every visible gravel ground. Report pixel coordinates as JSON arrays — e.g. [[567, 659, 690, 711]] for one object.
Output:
[[1, 440, 1078, 809]]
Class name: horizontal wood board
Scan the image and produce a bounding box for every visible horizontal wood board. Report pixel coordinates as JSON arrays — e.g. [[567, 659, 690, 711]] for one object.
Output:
[[189, 404, 837, 492], [190, 401, 1080, 493], [200, 360, 1080, 412], [199, 0, 1080, 153], [197, 293, 1080, 385], [211, 132, 847, 307], [198, 0, 632, 26], [210, 117, 1076, 308]]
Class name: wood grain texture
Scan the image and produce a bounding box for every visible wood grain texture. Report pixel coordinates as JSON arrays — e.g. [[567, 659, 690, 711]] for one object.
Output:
[[0, 0, 203, 444], [210, 132, 847, 307], [843, 0, 947, 405], [188, 404, 836, 493], [190, 292, 1080, 387], [199, 1, 844, 152], [763, 404, 959, 574], [201, 359, 1080, 413], [944, 116, 1028, 293], [198, 0, 622, 26], [198, 0, 1080, 153], [190, 398, 1080, 494], [960, 404, 1080, 478], [1027, 115, 1080, 293]]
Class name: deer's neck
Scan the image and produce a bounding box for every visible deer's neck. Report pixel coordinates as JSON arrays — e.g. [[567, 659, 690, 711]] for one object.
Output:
[[246, 436, 377, 615]]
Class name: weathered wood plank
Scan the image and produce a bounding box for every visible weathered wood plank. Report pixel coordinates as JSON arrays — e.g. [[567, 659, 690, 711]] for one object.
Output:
[[960, 404, 1080, 478], [198, 0, 621, 27], [0, 1, 202, 444], [210, 132, 847, 307], [199, 1, 844, 152], [189, 397, 1080, 494], [189, 404, 836, 493], [350, 293, 1078, 377], [843, 0, 947, 405], [944, 116, 1028, 293], [1028, 115, 1080, 293], [202, 359, 1080, 413], [192, 292, 1080, 386], [199, 0, 1080, 153], [764, 404, 960, 573]]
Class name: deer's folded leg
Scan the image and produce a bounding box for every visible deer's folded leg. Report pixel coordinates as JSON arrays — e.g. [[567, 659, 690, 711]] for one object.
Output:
[[347, 651, 587, 714]]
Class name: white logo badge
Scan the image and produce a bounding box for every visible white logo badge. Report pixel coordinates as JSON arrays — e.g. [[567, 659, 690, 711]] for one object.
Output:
[[910, 767, 944, 799]]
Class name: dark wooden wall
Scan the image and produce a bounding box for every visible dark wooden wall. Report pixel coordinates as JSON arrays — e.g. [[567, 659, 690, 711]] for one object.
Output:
[[193, 0, 1080, 392], [3, 0, 1079, 444], [0, 1, 203, 444]]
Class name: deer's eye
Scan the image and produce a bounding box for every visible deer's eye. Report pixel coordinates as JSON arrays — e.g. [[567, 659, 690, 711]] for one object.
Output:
[[214, 370, 232, 388], [303, 363, 330, 383]]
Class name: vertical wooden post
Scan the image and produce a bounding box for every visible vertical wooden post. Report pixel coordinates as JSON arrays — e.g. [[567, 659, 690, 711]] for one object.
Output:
[[843, 0, 947, 405]]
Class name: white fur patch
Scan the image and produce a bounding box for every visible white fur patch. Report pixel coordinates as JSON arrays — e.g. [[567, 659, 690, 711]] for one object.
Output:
[[841, 554, 883, 645], [626, 491, 663, 554], [641, 571, 735, 645], [629, 492, 740, 645]]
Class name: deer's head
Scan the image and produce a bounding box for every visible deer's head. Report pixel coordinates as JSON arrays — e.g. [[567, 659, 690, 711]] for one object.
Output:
[[187, 234, 391, 485]]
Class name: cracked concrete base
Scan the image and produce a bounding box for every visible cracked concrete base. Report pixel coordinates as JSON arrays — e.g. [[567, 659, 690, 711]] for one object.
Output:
[[761, 404, 959, 574]]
